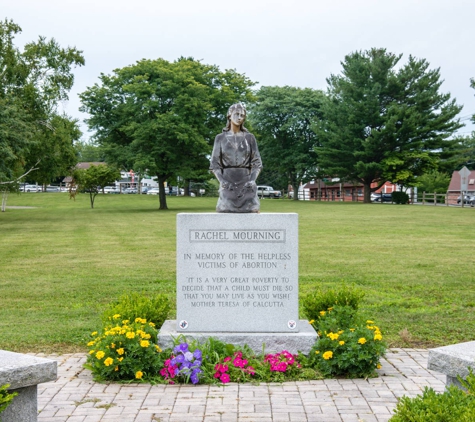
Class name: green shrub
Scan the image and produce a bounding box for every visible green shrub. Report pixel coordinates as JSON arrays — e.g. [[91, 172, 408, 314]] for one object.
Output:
[[390, 369, 475, 421], [303, 284, 365, 327], [392, 191, 409, 204], [309, 318, 386, 378], [0, 384, 18, 416], [101, 292, 170, 328], [85, 316, 163, 382]]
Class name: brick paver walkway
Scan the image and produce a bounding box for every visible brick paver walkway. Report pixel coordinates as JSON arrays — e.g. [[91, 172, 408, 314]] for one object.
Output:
[[35, 348, 445, 422]]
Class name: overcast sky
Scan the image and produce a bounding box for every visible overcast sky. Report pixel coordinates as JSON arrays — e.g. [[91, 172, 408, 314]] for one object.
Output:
[[4, 0, 475, 140]]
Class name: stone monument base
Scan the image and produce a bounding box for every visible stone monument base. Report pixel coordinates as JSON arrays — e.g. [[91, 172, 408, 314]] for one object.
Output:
[[158, 320, 318, 355]]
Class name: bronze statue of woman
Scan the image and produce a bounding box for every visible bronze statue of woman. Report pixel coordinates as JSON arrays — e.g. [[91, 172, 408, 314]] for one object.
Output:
[[210, 103, 262, 213]]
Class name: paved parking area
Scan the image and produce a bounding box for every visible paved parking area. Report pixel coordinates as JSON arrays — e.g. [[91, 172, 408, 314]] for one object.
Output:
[[35, 348, 445, 422]]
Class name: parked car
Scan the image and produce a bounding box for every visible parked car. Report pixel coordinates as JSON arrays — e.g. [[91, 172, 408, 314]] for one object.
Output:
[[457, 195, 472, 204], [21, 184, 41, 192], [44, 186, 61, 192], [257, 186, 282, 198], [102, 186, 119, 194], [140, 187, 149, 194], [147, 188, 160, 195], [372, 193, 393, 202], [123, 187, 138, 194]]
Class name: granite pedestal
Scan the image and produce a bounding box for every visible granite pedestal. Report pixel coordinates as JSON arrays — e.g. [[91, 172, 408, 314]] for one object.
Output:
[[0, 350, 57, 422], [158, 213, 318, 354]]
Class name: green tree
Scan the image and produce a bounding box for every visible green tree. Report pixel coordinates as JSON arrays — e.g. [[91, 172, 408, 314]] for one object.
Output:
[[416, 170, 451, 195], [315, 48, 462, 203], [25, 114, 81, 188], [70, 164, 120, 209], [0, 19, 84, 188], [75, 140, 106, 162], [439, 133, 475, 172], [80, 57, 255, 210], [249, 86, 325, 200]]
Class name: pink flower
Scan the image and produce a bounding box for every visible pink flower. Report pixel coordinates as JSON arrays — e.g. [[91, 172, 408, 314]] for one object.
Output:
[[220, 373, 230, 383], [247, 366, 255, 375], [233, 358, 243, 368], [214, 372, 220, 378], [224, 356, 232, 362]]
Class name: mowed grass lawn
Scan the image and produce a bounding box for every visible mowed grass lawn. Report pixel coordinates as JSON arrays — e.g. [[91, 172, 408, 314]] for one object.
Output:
[[1, 193, 474, 353]]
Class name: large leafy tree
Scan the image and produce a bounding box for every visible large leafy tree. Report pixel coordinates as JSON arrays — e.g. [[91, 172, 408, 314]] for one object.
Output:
[[315, 48, 462, 202], [249, 86, 325, 200], [80, 57, 255, 209], [439, 133, 475, 172], [0, 19, 84, 188]]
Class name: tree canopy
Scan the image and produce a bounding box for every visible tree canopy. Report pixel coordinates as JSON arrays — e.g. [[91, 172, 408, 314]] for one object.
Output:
[[80, 57, 255, 209], [249, 86, 325, 199], [70, 164, 120, 209], [315, 48, 462, 202], [0, 19, 84, 188]]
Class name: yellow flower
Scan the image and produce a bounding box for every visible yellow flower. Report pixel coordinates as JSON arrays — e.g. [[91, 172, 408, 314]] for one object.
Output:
[[91, 331, 98, 336], [117, 348, 124, 355], [377, 363, 382, 369], [367, 326, 375, 330], [327, 307, 333, 311], [338, 330, 344, 334], [122, 320, 129, 325], [366, 320, 374, 324], [319, 311, 326, 316], [113, 314, 121, 319], [374, 334, 383, 341], [149, 322, 156, 327], [95, 351, 105, 359], [358, 338, 367, 345], [140, 340, 150, 348], [315, 350, 320, 354], [327, 332, 339, 341], [126, 332, 135, 339], [111, 343, 115, 349], [89, 350, 95, 355], [349, 328, 355, 332], [309, 320, 315, 324], [135, 317, 147, 324], [339, 341, 345, 346], [104, 357, 114, 367], [322, 351, 333, 360], [135, 371, 143, 379], [114, 366, 119, 372], [87, 341, 95, 346], [118, 357, 124, 362], [155, 345, 162, 352]]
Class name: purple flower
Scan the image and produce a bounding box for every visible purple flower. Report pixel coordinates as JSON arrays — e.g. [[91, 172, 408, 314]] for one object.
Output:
[[184, 351, 194, 362], [174, 343, 189, 354], [193, 349, 202, 360]]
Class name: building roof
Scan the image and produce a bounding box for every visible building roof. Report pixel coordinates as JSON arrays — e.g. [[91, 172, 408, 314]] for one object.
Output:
[[447, 169, 475, 192]]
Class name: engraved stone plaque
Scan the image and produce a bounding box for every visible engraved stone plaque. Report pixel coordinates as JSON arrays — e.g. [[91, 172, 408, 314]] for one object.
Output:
[[176, 213, 298, 332]]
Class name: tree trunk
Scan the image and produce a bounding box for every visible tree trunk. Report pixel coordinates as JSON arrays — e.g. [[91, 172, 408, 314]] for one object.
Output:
[[1, 190, 8, 212], [184, 179, 190, 196], [363, 182, 372, 203], [158, 178, 168, 210], [292, 183, 299, 200], [89, 192, 95, 209]]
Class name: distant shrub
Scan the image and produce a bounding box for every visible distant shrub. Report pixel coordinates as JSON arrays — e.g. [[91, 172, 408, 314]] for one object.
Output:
[[102, 292, 170, 329], [390, 369, 475, 421], [392, 191, 409, 204], [303, 284, 365, 327]]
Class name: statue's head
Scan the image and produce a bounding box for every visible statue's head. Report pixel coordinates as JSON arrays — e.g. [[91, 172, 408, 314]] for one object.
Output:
[[224, 103, 249, 132]]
